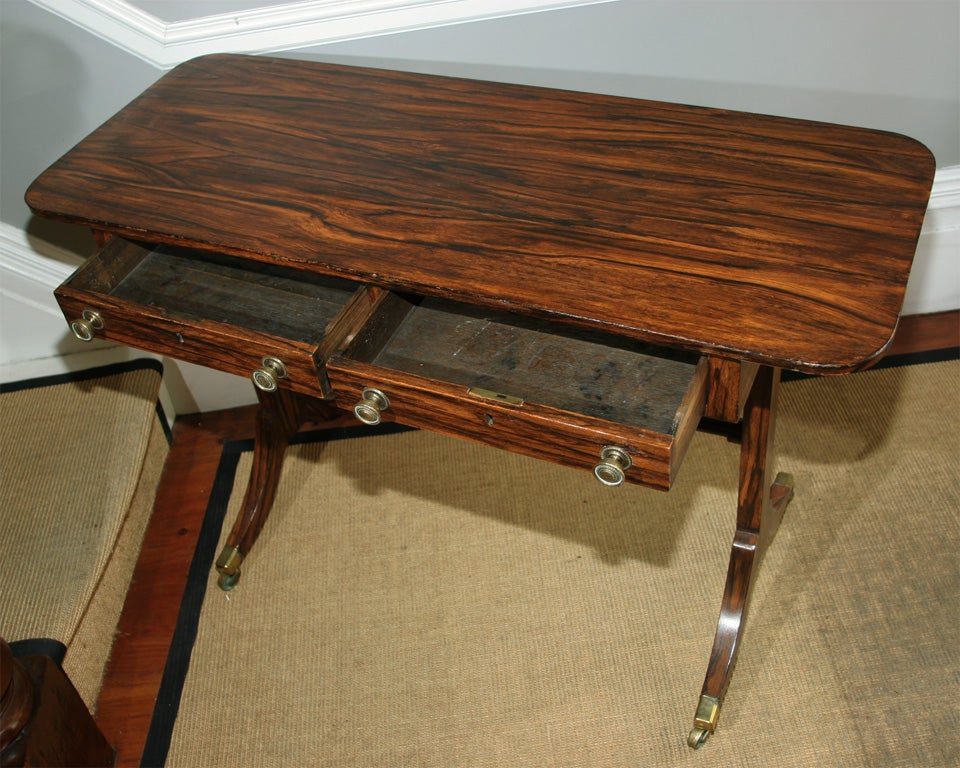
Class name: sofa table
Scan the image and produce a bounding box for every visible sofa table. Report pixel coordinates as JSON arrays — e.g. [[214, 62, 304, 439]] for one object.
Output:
[[25, 54, 934, 748]]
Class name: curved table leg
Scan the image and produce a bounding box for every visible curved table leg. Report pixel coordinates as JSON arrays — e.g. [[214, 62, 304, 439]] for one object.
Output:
[[689, 365, 795, 748], [215, 388, 340, 591]]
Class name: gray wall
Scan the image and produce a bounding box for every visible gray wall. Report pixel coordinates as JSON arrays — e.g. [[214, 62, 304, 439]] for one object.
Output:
[[1, 0, 162, 251], [303, 1, 959, 168]]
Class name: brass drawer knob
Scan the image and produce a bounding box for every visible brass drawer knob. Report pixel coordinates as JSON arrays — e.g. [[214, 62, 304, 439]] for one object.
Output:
[[594, 445, 632, 486], [69, 310, 104, 342], [251, 357, 287, 392], [354, 387, 389, 425]]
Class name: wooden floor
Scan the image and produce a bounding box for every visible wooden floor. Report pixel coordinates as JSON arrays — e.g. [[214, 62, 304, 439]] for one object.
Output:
[[93, 311, 958, 767]]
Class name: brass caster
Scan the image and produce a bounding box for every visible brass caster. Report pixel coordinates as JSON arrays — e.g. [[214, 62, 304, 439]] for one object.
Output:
[[689, 693, 719, 749], [218, 570, 241, 591], [215, 545, 244, 592], [688, 727, 710, 749]]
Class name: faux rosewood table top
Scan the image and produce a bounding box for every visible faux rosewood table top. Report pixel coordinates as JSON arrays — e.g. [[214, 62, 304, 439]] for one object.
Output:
[[26, 54, 935, 374]]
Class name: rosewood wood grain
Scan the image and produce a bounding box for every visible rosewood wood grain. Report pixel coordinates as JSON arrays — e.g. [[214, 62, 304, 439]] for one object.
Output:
[[325, 292, 708, 489], [26, 54, 935, 374], [57, 283, 329, 397], [0, 645, 114, 767], [327, 356, 704, 491], [690, 365, 792, 747], [670, 361, 711, 481], [704, 358, 759, 423], [55, 238, 369, 399], [314, 285, 397, 395], [0, 639, 33, 759], [216, 389, 340, 589]]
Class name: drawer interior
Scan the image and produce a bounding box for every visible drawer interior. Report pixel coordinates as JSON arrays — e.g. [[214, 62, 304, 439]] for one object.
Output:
[[348, 296, 703, 435], [57, 237, 379, 397], [108, 244, 360, 341]]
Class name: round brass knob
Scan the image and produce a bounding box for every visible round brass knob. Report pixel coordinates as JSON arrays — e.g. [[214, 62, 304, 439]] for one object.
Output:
[[251, 357, 287, 392], [69, 310, 104, 342], [594, 445, 632, 486], [354, 388, 389, 425]]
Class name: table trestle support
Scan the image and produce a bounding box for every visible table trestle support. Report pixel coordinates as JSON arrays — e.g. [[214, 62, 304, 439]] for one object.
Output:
[[688, 365, 794, 748]]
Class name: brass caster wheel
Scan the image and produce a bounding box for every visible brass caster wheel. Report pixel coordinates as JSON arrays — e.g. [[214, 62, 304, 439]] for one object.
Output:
[[216, 545, 244, 592], [218, 569, 241, 591], [690, 694, 719, 749], [688, 727, 710, 750]]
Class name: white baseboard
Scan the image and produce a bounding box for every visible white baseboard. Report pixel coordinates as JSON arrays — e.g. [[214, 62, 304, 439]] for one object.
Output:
[[0, 225, 81, 309], [905, 166, 960, 316], [0, 225, 94, 366], [28, 0, 612, 69]]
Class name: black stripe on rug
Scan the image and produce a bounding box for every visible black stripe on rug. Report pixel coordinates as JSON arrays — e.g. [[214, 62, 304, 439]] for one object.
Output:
[[138, 349, 956, 766], [139, 421, 414, 768], [0, 358, 171, 445]]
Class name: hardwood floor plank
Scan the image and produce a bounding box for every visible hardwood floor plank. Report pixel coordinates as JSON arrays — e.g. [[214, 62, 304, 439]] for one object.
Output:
[[94, 407, 258, 766], [885, 310, 959, 357]]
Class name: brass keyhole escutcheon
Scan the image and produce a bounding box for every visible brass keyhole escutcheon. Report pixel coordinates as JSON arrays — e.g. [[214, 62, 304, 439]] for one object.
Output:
[[69, 310, 104, 342], [593, 445, 632, 486], [251, 357, 287, 392], [354, 387, 389, 425]]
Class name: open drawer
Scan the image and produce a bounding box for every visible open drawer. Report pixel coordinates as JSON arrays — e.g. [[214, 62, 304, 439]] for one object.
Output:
[[54, 237, 382, 398], [326, 294, 709, 491]]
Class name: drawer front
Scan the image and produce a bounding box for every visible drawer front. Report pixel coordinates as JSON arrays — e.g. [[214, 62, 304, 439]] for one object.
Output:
[[327, 357, 707, 491], [54, 238, 378, 398], [56, 286, 326, 396]]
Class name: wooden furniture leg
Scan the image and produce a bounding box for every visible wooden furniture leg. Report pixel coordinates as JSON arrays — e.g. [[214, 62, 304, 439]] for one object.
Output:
[[0, 638, 114, 767], [688, 365, 794, 748], [215, 388, 339, 590]]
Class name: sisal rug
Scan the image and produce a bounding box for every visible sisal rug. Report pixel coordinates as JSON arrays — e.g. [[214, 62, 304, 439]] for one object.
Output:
[[0, 359, 169, 708], [156, 358, 958, 767]]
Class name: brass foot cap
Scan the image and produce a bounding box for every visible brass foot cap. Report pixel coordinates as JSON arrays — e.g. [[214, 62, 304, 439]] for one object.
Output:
[[216, 545, 244, 574]]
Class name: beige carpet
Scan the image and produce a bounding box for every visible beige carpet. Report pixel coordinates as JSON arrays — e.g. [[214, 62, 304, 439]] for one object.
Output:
[[165, 360, 958, 767], [0, 361, 169, 708]]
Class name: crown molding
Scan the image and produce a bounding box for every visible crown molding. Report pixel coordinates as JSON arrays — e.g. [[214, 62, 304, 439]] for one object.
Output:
[[28, 0, 611, 69]]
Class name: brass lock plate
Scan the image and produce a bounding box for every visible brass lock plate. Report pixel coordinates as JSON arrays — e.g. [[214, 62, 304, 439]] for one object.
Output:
[[466, 387, 524, 406]]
